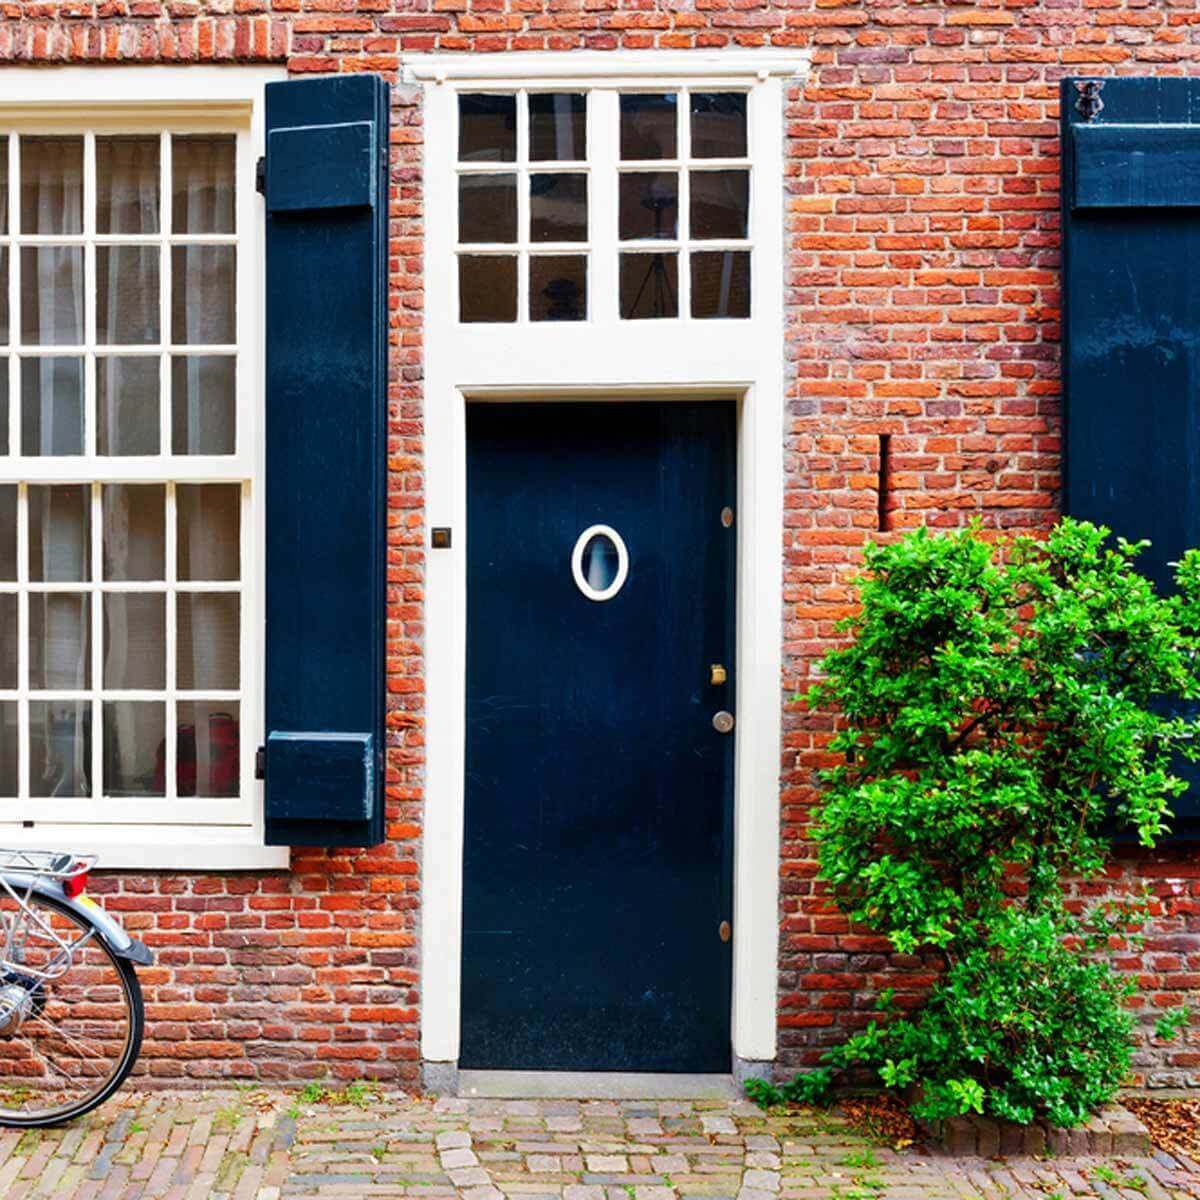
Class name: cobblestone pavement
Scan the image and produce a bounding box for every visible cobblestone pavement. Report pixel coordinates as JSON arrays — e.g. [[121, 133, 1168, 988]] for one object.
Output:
[[0, 1089, 1196, 1200]]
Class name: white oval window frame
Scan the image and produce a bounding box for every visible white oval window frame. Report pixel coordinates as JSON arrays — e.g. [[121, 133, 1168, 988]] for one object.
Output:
[[571, 524, 630, 602]]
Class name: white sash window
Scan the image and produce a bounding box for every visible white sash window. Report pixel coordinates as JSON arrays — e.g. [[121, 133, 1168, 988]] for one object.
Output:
[[0, 67, 285, 869]]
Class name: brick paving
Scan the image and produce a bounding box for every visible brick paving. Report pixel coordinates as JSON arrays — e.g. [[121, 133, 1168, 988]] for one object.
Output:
[[0, 1089, 1196, 1200]]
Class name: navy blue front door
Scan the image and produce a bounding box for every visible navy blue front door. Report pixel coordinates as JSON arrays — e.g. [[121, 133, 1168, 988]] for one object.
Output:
[[463, 401, 737, 1073]]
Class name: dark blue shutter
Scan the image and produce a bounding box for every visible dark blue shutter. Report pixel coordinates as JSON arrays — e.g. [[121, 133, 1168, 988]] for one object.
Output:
[[261, 75, 389, 847], [1061, 76, 1200, 836]]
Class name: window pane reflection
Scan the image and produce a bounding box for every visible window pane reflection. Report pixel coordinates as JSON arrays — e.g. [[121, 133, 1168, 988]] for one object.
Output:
[[530, 256, 586, 322], [690, 93, 748, 159], [691, 251, 751, 319], [530, 173, 587, 243], [176, 701, 239, 797], [620, 95, 676, 160], [620, 253, 678, 319], [459, 256, 517, 324], [29, 701, 91, 798], [459, 94, 517, 163], [103, 701, 164, 798], [619, 173, 678, 241], [690, 170, 749, 240], [530, 93, 586, 161], [459, 174, 517, 244]]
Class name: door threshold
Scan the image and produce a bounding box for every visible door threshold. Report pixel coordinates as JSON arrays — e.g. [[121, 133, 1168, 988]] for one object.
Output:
[[457, 1070, 736, 1100]]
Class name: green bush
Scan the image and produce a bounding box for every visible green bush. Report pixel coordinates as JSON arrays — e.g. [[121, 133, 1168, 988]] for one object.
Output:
[[782, 519, 1200, 1126]]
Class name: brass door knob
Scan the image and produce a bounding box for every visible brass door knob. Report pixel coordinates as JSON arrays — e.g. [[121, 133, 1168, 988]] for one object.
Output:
[[719, 920, 732, 943], [712, 711, 735, 734]]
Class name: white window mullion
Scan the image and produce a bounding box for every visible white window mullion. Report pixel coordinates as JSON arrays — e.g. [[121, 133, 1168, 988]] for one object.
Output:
[[83, 132, 97, 459], [591, 91, 618, 326], [165, 480, 177, 805], [90, 481, 102, 803], [8, 132, 19, 458], [678, 89, 691, 323], [516, 90, 530, 325], [160, 131, 172, 460], [16, 482, 27, 806]]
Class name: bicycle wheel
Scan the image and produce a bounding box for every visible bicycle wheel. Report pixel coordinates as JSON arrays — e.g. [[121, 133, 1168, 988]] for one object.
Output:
[[0, 892, 143, 1126]]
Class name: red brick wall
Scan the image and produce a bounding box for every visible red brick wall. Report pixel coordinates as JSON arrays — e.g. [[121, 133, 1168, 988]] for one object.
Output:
[[5, 0, 1197, 1087]]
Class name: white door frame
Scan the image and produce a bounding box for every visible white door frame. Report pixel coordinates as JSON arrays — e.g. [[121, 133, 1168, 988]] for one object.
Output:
[[411, 48, 809, 1077]]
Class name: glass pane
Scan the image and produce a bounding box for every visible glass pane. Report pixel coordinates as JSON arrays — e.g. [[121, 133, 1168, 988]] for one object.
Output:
[[619, 173, 678, 240], [21, 247, 84, 345], [530, 174, 587, 243], [29, 594, 90, 690], [177, 700, 239, 797], [620, 253, 678, 320], [690, 170, 749, 240], [530, 93, 586, 162], [103, 484, 165, 582], [177, 593, 239, 690], [29, 701, 91, 798], [97, 356, 160, 456], [0, 486, 14, 580], [0, 594, 14, 689], [459, 174, 517, 244], [21, 357, 84, 456], [0, 247, 8, 344], [0, 364, 7, 455], [172, 135, 236, 234], [530, 256, 586, 322], [29, 485, 89, 582], [459, 256, 517, 324], [20, 137, 83, 235], [97, 136, 160, 234], [103, 593, 165, 689], [459, 94, 517, 164], [0, 703, 15, 797], [690, 93, 748, 159], [692, 251, 751, 319], [582, 533, 619, 592], [620, 95, 677, 161], [172, 246, 235, 344], [171, 356, 235, 455], [177, 484, 240, 581], [0, 140, 7, 236], [103, 701, 164, 798], [97, 246, 160, 345]]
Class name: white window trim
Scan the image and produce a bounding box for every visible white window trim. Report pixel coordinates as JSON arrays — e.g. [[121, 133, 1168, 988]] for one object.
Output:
[[414, 48, 809, 1072], [0, 66, 287, 871]]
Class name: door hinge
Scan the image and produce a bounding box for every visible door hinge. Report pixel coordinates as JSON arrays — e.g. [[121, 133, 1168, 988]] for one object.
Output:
[[255, 746, 266, 780], [255, 155, 267, 196]]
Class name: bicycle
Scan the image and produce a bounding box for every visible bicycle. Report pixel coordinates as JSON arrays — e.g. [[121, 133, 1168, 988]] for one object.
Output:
[[0, 849, 152, 1126]]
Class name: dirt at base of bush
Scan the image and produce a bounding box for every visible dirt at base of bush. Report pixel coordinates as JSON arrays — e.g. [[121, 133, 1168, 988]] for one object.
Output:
[[836, 1093, 921, 1148], [1124, 1098, 1200, 1158]]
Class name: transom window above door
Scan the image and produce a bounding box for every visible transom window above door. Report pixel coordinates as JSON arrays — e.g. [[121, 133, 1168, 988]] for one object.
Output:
[[454, 88, 753, 324]]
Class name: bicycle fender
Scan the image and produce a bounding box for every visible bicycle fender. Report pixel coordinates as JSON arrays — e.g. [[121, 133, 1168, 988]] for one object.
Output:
[[0, 874, 154, 966]]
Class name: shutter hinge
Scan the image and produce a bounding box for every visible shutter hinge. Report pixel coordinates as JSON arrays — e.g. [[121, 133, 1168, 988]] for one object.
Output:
[[1074, 80, 1105, 123], [255, 155, 266, 197], [255, 746, 266, 780]]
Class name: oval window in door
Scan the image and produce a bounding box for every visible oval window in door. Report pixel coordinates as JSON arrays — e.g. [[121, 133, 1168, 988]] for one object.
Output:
[[571, 524, 629, 602]]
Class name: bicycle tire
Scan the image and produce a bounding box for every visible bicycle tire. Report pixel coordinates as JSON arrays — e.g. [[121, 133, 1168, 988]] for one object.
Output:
[[0, 893, 144, 1127]]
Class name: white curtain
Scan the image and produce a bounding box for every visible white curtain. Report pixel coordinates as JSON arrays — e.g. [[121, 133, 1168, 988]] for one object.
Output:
[[26, 138, 88, 799], [98, 139, 160, 796], [178, 137, 237, 797]]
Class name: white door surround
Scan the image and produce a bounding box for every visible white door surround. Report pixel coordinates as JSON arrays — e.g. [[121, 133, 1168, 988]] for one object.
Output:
[[409, 48, 811, 1087]]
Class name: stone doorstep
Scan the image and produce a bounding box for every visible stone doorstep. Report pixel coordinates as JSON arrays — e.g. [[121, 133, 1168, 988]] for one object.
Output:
[[923, 1104, 1151, 1158]]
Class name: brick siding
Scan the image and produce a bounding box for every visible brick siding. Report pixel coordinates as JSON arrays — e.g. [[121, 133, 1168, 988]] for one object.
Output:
[[7, 0, 1197, 1088]]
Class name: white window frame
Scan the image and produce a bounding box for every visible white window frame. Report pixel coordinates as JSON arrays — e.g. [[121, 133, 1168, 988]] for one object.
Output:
[[0, 67, 287, 871], [409, 48, 809, 1075]]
